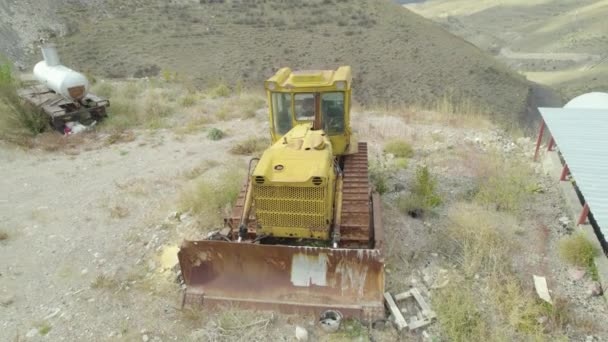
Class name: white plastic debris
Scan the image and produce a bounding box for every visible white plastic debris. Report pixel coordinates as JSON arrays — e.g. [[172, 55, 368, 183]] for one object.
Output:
[[533, 275, 552, 304], [295, 326, 308, 341]]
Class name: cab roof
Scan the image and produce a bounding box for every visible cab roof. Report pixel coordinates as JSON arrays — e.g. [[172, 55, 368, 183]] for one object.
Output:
[[265, 66, 352, 91]]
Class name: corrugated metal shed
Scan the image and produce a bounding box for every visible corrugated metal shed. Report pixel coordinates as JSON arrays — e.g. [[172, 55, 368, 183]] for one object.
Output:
[[539, 107, 608, 233]]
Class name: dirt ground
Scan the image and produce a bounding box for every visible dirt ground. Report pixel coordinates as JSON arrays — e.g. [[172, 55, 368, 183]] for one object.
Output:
[[1, 110, 607, 341]]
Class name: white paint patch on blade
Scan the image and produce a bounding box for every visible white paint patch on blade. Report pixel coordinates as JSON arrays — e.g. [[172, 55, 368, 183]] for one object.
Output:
[[290, 253, 328, 287]]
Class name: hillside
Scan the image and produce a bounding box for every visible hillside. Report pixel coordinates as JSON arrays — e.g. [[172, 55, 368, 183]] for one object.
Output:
[[0, 0, 535, 126], [406, 0, 608, 99]]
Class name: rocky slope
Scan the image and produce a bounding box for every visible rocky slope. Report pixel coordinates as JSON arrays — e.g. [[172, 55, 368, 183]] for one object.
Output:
[[1, 0, 539, 126]]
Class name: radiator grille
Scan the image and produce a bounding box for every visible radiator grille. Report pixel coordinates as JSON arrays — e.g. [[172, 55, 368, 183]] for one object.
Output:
[[254, 185, 326, 228]]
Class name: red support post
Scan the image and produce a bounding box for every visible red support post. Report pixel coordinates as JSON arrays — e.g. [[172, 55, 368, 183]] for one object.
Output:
[[560, 164, 569, 181], [578, 203, 590, 225], [547, 137, 555, 151], [534, 120, 545, 161]]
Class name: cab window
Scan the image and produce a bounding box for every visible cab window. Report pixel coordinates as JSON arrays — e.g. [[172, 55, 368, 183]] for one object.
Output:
[[271, 92, 293, 135], [294, 93, 315, 121], [321, 92, 345, 135]]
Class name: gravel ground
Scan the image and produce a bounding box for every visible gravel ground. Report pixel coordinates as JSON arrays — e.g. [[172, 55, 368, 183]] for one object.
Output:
[[1, 111, 607, 341]]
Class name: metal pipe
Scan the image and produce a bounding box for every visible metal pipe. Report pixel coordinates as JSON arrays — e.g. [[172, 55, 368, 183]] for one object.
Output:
[[578, 202, 590, 225], [332, 171, 344, 248], [313, 93, 322, 130], [534, 120, 545, 161], [238, 158, 259, 242]]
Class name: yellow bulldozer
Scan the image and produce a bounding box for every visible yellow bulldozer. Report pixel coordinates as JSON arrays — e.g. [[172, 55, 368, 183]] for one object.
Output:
[[178, 66, 385, 320]]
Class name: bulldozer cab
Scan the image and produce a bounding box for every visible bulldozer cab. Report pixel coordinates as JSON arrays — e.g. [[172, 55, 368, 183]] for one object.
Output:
[[265, 66, 354, 155]]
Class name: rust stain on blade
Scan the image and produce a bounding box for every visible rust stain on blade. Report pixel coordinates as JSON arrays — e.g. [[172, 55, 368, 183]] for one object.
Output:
[[178, 240, 385, 319]]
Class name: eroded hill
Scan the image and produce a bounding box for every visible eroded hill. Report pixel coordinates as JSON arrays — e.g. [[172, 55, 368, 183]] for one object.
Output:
[[1, 0, 535, 126]]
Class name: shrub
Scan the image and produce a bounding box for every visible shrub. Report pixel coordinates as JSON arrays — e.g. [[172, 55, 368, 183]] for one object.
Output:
[[474, 153, 533, 212], [394, 157, 408, 169], [178, 94, 197, 107], [207, 128, 224, 140], [92, 82, 113, 98], [397, 165, 441, 217], [179, 169, 245, 224], [369, 158, 393, 194], [384, 139, 414, 158], [208, 83, 231, 98], [0, 230, 8, 241], [433, 281, 488, 342], [0, 58, 48, 139], [445, 203, 512, 277], [558, 233, 598, 268], [229, 136, 268, 155]]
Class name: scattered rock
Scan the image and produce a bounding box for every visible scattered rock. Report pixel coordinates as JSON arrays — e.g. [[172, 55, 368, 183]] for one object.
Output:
[[0, 294, 15, 307], [568, 268, 586, 281], [81, 268, 88, 275], [516, 137, 531, 146], [537, 316, 548, 325], [26, 328, 38, 338], [295, 326, 308, 341], [587, 282, 603, 297], [586, 335, 595, 342], [142, 334, 149, 342], [558, 216, 570, 228]]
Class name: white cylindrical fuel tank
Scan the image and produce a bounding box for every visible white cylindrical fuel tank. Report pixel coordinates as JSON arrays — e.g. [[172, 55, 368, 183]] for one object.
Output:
[[33, 46, 89, 101]]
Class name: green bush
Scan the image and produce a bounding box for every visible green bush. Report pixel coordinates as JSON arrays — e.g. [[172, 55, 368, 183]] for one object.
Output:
[[384, 139, 414, 158], [207, 128, 224, 140], [474, 154, 533, 212], [0, 59, 47, 138], [397, 165, 441, 216], [369, 158, 393, 194], [558, 233, 598, 268]]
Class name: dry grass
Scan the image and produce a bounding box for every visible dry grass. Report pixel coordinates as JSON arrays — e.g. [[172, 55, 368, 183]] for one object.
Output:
[[181, 160, 220, 180], [383, 139, 414, 158], [109, 205, 130, 219], [435, 201, 575, 340], [229, 136, 269, 156], [473, 151, 535, 212], [445, 202, 515, 277], [558, 232, 598, 268], [179, 168, 245, 227], [91, 274, 119, 289], [433, 280, 490, 342]]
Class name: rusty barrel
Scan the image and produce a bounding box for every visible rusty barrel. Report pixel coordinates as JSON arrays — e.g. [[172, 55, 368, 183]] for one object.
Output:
[[178, 240, 385, 320]]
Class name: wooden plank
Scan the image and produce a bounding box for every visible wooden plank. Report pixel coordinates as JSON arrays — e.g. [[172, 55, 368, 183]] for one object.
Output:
[[384, 292, 408, 331], [410, 288, 432, 315], [394, 290, 413, 301]]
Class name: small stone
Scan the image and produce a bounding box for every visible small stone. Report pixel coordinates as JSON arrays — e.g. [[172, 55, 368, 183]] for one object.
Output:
[[587, 282, 603, 297], [537, 316, 548, 325], [295, 326, 308, 341], [81, 268, 88, 275], [586, 336, 594, 342], [148, 261, 156, 272], [558, 216, 570, 227], [142, 334, 149, 342], [26, 328, 38, 338]]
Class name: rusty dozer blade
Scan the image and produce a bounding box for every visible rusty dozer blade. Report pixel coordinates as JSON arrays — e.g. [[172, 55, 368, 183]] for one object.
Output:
[[178, 239, 385, 320]]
